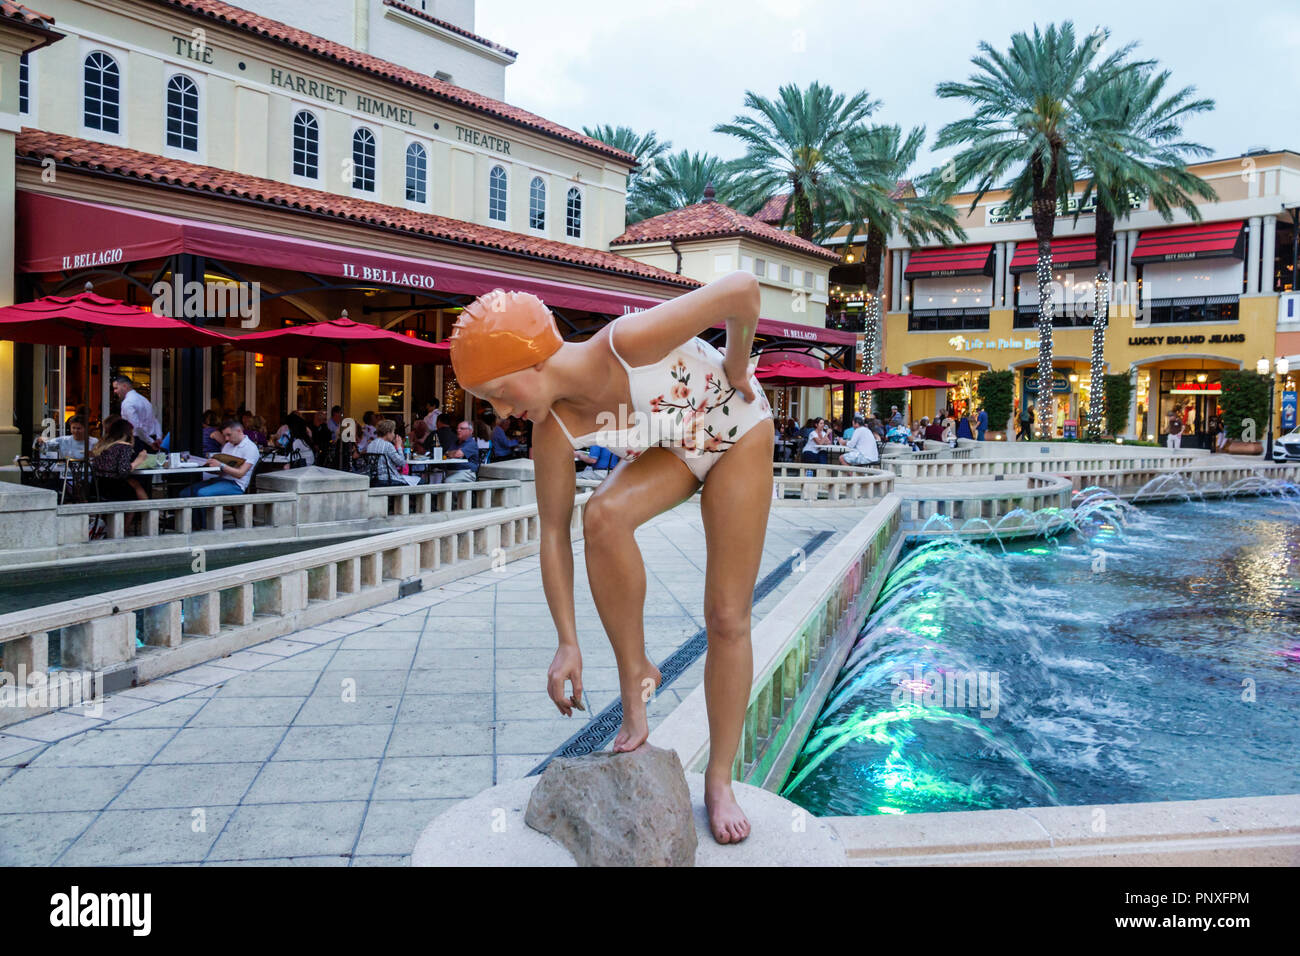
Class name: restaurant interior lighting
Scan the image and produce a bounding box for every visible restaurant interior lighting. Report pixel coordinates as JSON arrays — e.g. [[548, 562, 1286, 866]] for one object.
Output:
[[1196, 373, 1207, 382]]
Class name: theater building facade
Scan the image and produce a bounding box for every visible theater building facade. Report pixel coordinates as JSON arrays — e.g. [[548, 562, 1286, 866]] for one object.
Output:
[[866, 151, 1300, 444], [0, 0, 840, 462]]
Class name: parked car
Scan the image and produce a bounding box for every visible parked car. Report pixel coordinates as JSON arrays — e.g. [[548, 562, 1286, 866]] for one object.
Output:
[[1272, 426, 1300, 461]]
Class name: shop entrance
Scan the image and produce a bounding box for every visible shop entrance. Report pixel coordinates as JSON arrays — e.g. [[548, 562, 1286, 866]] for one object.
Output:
[[1159, 372, 1222, 449]]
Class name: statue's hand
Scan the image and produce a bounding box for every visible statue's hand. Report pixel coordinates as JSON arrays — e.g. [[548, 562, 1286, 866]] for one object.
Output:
[[547, 645, 585, 716]]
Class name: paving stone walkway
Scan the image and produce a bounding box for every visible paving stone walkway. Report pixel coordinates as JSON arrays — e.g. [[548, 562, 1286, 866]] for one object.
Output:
[[0, 501, 876, 865]]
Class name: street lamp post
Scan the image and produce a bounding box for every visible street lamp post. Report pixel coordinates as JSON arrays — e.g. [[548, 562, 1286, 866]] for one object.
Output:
[[1258, 355, 1291, 460]]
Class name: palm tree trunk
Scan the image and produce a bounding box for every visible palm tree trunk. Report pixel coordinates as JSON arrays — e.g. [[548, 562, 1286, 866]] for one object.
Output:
[[792, 182, 814, 242], [1087, 274, 1109, 440], [1087, 205, 1116, 441], [859, 228, 886, 415], [1031, 167, 1057, 439]]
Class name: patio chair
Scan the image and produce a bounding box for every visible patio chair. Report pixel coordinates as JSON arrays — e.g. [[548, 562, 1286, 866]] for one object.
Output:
[[15, 456, 62, 495], [362, 452, 404, 488]]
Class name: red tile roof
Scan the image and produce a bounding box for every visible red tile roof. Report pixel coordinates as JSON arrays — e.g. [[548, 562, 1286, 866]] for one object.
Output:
[[613, 199, 840, 263], [382, 1, 516, 58], [147, 1, 636, 167], [753, 193, 791, 224], [0, 0, 52, 26], [16, 129, 698, 291]]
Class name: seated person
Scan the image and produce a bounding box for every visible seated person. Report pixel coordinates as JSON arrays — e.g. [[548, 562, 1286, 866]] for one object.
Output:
[[241, 411, 268, 447], [575, 444, 620, 480], [357, 411, 378, 453], [841, 413, 880, 466], [435, 413, 458, 454], [90, 418, 149, 501], [924, 416, 946, 443], [368, 419, 420, 486], [443, 420, 481, 484], [273, 413, 316, 466], [201, 409, 225, 455], [485, 411, 522, 460], [35, 415, 98, 458], [409, 418, 433, 456], [179, 419, 260, 528]]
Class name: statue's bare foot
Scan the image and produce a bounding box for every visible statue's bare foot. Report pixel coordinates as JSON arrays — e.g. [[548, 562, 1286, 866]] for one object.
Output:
[[611, 659, 661, 753], [704, 776, 751, 845]]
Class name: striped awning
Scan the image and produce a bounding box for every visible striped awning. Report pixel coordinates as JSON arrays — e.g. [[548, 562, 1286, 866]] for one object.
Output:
[[1131, 220, 1246, 264], [1008, 235, 1098, 273], [904, 243, 994, 279]]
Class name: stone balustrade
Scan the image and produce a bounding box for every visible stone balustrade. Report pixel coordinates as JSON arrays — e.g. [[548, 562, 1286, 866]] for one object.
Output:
[[650, 495, 904, 789], [0, 467, 528, 566], [899, 474, 1074, 533], [1065, 461, 1300, 499], [772, 463, 895, 505], [0, 493, 591, 727], [882, 452, 1204, 481]]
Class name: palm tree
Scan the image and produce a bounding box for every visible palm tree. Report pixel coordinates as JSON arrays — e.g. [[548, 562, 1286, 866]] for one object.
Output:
[[836, 125, 967, 405], [629, 150, 749, 221], [713, 81, 881, 241], [582, 124, 673, 225], [1073, 66, 1216, 439], [936, 23, 1140, 438]]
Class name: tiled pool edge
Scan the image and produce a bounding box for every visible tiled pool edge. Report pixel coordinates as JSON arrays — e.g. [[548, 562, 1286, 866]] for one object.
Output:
[[825, 793, 1300, 865]]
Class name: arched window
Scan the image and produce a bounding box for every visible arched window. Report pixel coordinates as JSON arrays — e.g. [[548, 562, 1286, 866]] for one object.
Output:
[[405, 142, 428, 204], [165, 74, 199, 152], [352, 127, 376, 192], [83, 51, 120, 133], [529, 176, 546, 230], [566, 187, 582, 238], [489, 165, 508, 222], [292, 110, 319, 179]]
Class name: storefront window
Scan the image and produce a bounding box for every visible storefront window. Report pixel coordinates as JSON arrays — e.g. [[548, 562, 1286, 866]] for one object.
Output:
[[1136, 369, 1151, 440], [378, 363, 405, 421], [296, 360, 327, 415], [1156, 370, 1222, 448]]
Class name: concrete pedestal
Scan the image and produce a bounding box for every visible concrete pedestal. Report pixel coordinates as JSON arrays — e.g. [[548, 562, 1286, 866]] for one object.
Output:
[[254, 466, 369, 524], [412, 772, 846, 866]]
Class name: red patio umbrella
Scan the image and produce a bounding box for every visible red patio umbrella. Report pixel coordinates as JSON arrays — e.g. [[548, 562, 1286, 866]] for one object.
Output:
[[858, 372, 954, 390], [227, 311, 450, 365], [756, 360, 871, 387], [0, 286, 231, 459]]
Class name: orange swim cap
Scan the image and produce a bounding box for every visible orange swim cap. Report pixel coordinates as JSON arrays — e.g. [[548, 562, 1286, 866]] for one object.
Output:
[[448, 289, 564, 390]]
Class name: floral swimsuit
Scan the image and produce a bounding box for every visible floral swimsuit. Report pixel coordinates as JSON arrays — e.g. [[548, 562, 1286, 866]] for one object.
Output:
[[552, 314, 772, 482]]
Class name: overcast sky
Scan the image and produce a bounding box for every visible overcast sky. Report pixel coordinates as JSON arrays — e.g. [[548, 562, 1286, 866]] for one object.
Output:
[[476, 0, 1298, 179]]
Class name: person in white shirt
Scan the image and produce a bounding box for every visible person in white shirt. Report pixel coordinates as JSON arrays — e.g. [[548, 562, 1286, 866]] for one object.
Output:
[[35, 415, 98, 458], [178, 420, 260, 527], [841, 413, 879, 465], [112, 375, 162, 450], [422, 400, 440, 433]]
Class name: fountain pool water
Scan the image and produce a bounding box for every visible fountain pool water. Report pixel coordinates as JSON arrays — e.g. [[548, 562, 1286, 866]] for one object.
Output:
[[782, 493, 1300, 816]]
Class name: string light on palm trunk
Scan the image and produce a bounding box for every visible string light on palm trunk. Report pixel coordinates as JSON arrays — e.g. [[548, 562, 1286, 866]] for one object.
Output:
[[1036, 251, 1055, 440], [1087, 270, 1110, 441]]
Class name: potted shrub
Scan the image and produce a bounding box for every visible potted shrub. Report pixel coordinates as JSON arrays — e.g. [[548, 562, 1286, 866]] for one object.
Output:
[[1102, 374, 1132, 439], [976, 370, 1013, 441], [1219, 370, 1271, 455]]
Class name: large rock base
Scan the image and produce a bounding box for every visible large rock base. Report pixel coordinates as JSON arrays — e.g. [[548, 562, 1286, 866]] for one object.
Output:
[[524, 745, 695, 866], [412, 772, 846, 867]]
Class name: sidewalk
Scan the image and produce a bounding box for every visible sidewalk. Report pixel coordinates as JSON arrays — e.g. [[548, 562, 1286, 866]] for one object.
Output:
[[0, 500, 876, 865]]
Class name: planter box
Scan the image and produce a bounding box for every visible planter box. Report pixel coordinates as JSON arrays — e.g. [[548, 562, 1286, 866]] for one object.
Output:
[[1225, 440, 1263, 455]]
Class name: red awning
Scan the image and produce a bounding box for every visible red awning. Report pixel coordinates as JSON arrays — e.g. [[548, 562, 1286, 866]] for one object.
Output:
[[1130, 220, 1245, 264], [904, 243, 994, 279], [17, 192, 857, 345], [1008, 235, 1097, 273], [17, 192, 674, 316]]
